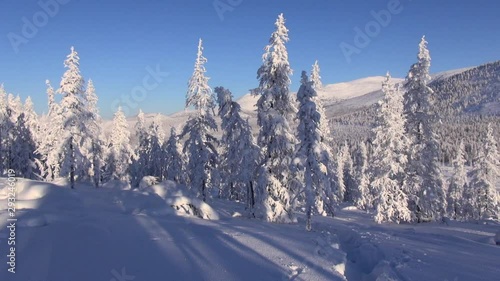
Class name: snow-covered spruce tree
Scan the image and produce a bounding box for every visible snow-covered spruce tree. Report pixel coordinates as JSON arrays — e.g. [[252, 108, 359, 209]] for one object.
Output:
[[252, 14, 297, 223], [342, 144, 357, 203], [84, 79, 104, 187], [181, 39, 218, 201], [23, 97, 39, 143], [56, 47, 91, 188], [147, 114, 166, 180], [106, 107, 134, 182], [10, 113, 38, 179], [164, 127, 187, 185], [311, 60, 323, 91], [371, 73, 411, 224], [0, 85, 8, 174], [46, 80, 57, 116], [131, 109, 149, 187], [447, 141, 468, 220], [403, 36, 446, 221], [295, 71, 335, 230], [216, 86, 261, 214], [468, 124, 499, 220], [36, 80, 64, 181], [355, 141, 372, 210], [335, 144, 347, 202]]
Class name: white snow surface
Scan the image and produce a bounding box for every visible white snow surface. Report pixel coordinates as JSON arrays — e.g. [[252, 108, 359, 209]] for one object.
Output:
[[1, 178, 499, 281]]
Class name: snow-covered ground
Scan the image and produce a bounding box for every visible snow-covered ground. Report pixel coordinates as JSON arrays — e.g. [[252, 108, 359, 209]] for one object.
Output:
[[0, 178, 498, 281]]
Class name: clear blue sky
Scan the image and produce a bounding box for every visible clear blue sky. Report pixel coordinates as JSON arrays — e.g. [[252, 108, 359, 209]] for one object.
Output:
[[1, 0, 499, 118]]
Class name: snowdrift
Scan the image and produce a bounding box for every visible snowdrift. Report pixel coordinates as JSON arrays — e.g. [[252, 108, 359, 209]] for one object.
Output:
[[138, 177, 219, 220]]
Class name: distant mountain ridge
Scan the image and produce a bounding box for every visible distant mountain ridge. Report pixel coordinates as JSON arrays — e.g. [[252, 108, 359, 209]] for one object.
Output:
[[103, 60, 500, 142]]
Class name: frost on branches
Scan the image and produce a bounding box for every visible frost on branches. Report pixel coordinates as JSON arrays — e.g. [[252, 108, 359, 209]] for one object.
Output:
[[371, 74, 411, 224], [253, 14, 297, 223], [181, 39, 218, 202], [447, 141, 468, 220], [216, 87, 260, 216], [106, 107, 134, 182], [468, 124, 500, 220], [403, 37, 446, 222], [295, 71, 335, 230]]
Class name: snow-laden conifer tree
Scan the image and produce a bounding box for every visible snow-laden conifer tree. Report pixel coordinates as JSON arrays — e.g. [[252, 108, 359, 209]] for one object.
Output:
[[342, 144, 357, 202], [253, 14, 297, 222], [46, 80, 57, 116], [216, 87, 261, 214], [468, 124, 499, 220], [10, 113, 38, 178], [36, 80, 63, 181], [335, 144, 347, 202], [84, 79, 104, 187], [106, 107, 134, 182], [0, 85, 8, 174], [181, 39, 218, 201], [310, 60, 322, 91], [295, 71, 335, 230], [355, 141, 371, 210], [147, 114, 166, 180], [186, 39, 215, 114], [56, 46, 89, 188], [403, 36, 446, 221], [131, 109, 149, 187], [371, 74, 411, 224], [23, 97, 39, 142], [447, 141, 468, 220], [164, 127, 187, 185]]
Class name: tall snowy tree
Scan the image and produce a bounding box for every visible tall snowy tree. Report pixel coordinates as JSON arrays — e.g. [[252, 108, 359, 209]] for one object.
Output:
[[46, 80, 57, 116], [10, 113, 38, 179], [335, 144, 347, 202], [55, 46, 88, 188], [23, 97, 39, 142], [252, 13, 297, 223], [181, 39, 218, 201], [468, 124, 499, 220], [84, 79, 104, 187], [355, 141, 371, 210], [371, 74, 411, 224], [186, 39, 215, 115], [131, 109, 149, 187], [295, 71, 335, 230], [163, 127, 187, 185], [310, 60, 322, 91], [147, 114, 166, 180], [106, 107, 134, 182], [216, 86, 261, 215], [447, 141, 468, 220], [342, 144, 357, 202], [0, 85, 8, 174], [403, 36, 446, 221], [36, 80, 64, 181]]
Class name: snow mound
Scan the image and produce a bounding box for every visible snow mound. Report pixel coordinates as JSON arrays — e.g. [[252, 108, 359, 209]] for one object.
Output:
[[138, 176, 159, 190], [138, 178, 218, 220], [166, 196, 219, 220]]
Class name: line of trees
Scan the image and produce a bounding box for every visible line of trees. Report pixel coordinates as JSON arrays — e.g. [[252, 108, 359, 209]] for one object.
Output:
[[0, 15, 498, 228]]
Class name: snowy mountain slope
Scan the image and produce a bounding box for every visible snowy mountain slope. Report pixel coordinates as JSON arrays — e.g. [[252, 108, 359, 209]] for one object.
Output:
[[1, 179, 499, 281], [100, 61, 499, 142]]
